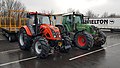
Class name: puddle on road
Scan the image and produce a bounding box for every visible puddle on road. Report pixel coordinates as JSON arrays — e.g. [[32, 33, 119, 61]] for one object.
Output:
[[104, 34, 120, 47]]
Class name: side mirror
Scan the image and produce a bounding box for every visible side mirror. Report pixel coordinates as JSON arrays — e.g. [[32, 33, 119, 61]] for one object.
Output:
[[88, 18, 89, 20], [27, 13, 30, 18], [69, 16, 71, 19], [54, 15, 56, 20]]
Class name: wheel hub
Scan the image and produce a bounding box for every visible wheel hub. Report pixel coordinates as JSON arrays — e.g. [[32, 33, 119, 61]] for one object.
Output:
[[19, 33, 24, 46], [81, 38, 85, 42], [35, 41, 42, 54], [78, 36, 86, 47]]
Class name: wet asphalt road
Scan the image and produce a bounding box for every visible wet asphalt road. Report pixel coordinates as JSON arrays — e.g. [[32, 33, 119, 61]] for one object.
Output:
[[0, 31, 120, 68]]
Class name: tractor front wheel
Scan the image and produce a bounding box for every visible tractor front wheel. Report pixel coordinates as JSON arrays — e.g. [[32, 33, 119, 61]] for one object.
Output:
[[74, 31, 94, 50], [60, 36, 72, 53], [18, 28, 31, 50], [56, 25, 67, 37], [32, 36, 50, 58]]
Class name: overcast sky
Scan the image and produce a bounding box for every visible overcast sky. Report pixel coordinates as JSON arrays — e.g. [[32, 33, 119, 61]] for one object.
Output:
[[19, 0, 120, 15]]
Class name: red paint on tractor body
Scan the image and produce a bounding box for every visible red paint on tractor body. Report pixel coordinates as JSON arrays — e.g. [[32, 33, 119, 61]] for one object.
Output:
[[40, 24, 61, 40]]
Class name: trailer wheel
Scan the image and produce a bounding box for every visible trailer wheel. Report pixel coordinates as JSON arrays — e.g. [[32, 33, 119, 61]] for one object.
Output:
[[8, 35, 12, 42], [8, 35, 16, 42], [18, 28, 31, 50], [74, 31, 94, 50], [1, 29, 5, 35], [32, 36, 50, 58]]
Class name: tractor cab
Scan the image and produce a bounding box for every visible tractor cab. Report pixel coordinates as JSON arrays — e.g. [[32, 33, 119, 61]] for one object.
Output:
[[62, 12, 95, 34], [26, 12, 57, 36], [62, 13, 85, 31], [27, 12, 51, 25]]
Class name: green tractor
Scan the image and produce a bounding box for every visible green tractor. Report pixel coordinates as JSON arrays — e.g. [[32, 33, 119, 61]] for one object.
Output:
[[55, 12, 106, 50]]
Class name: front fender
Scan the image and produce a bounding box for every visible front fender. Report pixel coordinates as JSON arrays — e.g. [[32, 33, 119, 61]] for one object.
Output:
[[22, 26, 32, 36]]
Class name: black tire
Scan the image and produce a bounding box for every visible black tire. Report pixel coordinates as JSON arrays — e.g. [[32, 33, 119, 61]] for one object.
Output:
[[74, 31, 94, 50], [56, 26, 64, 34], [96, 31, 106, 47], [60, 36, 72, 53], [8, 35, 16, 42], [32, 36, 50, 58], [18, 28, 31, 50], [56, 25, 67, 37], [1, 29, 5, 35]]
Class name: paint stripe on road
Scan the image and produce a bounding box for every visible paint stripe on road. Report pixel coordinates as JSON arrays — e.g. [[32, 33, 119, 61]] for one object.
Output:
[[107, 34, 120, 37], [69, 43, 120, 61], [0, 49, 20, 54], [0, 56, 37, 67], [0, 39, 6, 40]]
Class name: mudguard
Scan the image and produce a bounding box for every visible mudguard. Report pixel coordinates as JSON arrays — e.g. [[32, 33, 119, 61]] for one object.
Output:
[[22, 26, 33, 36]]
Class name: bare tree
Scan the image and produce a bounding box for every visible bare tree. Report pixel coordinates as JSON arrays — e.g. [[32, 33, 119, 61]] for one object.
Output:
[[1, 0, 26, 17], [101, 12, 108, 18], [0, 0, 4, 15], [108, 13, 116, 18], [76, 9, 81, 14], [86, 10, 94, 18], [0, 0, 1, 11], [67, 8, 75, 13], [41, 10, 54, 14], [0, 1, 1, 15], [86, 10, 99, 18]]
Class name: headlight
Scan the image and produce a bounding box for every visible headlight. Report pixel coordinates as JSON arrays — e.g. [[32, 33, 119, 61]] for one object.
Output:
[[50, 28, 57, 38], [59, 35, 61, 38], [54, 36, 57, 38]]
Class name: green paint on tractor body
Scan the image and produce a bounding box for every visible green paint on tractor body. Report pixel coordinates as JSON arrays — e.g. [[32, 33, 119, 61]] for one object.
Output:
[[62, 14, 95, 35], [56, 13, 106, 49]]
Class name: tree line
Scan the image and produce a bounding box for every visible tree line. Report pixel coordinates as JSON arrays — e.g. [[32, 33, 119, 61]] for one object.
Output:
[[67, 8, 120, 18], [0, 0, 120, 18], [86, 10, 120, 18], [0, 0, 26, 17]]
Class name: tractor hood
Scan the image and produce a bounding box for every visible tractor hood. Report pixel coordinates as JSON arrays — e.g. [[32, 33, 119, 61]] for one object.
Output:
[[40, 24, 59, 31], [76, 23, 96, 34], [40, 24, 61, 40]]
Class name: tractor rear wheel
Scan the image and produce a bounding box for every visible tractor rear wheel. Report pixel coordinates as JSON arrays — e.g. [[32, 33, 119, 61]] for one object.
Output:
[[18, 28, 31, 50], [32, 36, 50, 58], [74, 31, 94, 50], [56, 25, 67, 37], [97, 31, 106, 47]]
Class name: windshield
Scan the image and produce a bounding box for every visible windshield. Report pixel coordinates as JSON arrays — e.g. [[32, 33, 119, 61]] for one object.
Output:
[[29, 15, 50, 25], [74, 15, 84, 24], [38, 15, 50, 24], [83, 17, 89, 24]]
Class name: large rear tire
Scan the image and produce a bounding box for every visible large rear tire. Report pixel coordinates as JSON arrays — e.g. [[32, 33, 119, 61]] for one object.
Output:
[[32, 36, 50, 58], [74, 31, 94, 50], [56, 25, 68, 37], [18, 28, 31, 50], [96, 31, 106, 47]]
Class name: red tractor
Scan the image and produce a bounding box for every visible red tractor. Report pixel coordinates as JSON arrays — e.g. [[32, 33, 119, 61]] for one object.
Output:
[[18, 12, 72, 58]]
